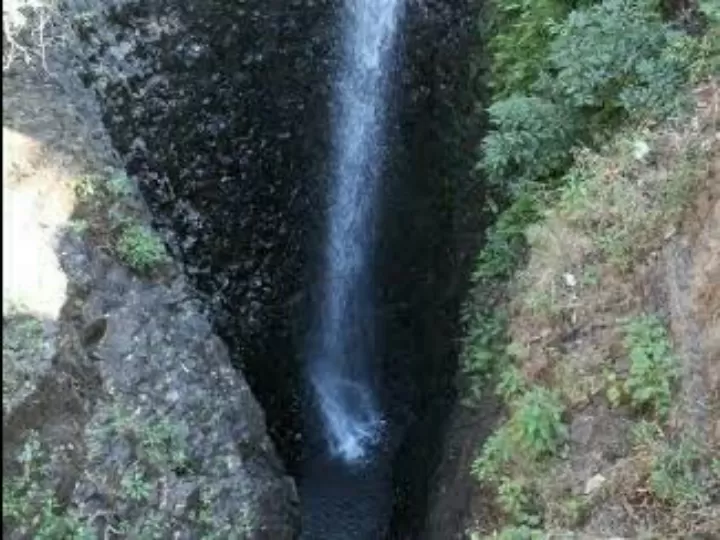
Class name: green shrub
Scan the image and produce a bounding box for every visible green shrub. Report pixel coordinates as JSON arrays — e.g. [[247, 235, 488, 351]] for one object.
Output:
[[472, 387, 568, 480], [481, 96, 577, 192], [686, 0, 720, 83], [623, 315, 678, 419], [116, 224, 168, 273], [543, 0, 691, 122], [489, 0, 582, 97], [473, 190, 544, 282], [496, 365, 529, 405], [462, 310, 511, 403], [3, 312, 46, 412], [473, 425, 514, 482], [512, 387, 568, 459], [480, 526, 547, 540], [557, 128, 703, 269]]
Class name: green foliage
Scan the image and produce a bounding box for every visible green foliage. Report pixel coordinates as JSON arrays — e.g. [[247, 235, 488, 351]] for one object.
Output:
[[116, 224, 168, 273], [512, 387, 567, 459], [90, 405, 190, 474], [489, 0, 580, 97], [72, 170, 170, 275], [85, 405, 195, 537], [543, 0, 691, 121], [473, 190, 544, 282], [473, 387, 567, 480], [120, 464, 152, 503], [473, 425, 515, 481], [496, 365, 529, 405], [484, 526, 548, 540], [73, 170, 134, 204], [631, 419, 664, 447], [557, 131, 702, 269], [481, 96, 576, 192], [463, 310, 509, 377], [631, 424, 718, 517], [2, 312, 46, 411], [603, 368, 627, 409], [497, 477, 542, 526], [649, 434, 711, 507], [686, 1, 720, 83], [622, 315, 678, 419], [3, 433, 93, 539], [462, 310, 511, 404]]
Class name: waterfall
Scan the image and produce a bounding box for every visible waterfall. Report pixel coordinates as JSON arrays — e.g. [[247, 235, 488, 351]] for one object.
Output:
[[309, 0, 404, 463]]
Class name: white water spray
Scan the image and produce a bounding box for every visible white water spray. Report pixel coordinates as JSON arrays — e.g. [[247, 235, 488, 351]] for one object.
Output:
[[309, 0, 404, 462]]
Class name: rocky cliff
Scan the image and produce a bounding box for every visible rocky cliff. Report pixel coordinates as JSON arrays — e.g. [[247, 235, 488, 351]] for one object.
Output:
[[2, 1, 298, 537]]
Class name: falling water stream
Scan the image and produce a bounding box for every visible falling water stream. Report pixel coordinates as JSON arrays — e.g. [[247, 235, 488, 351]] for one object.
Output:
[[301, 0, 405, 537], [309, 0, 404, 464]]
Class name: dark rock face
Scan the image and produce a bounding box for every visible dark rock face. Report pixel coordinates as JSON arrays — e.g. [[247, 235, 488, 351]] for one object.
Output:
[[379, 1, 486, 536], [75, 0, 340, 465], [62, 236, 300, 539], [2, 25, 299, 536]]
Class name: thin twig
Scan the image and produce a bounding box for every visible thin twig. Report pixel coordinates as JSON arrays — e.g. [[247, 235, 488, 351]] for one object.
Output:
[[39, 7, 49, 74], [3, 17, 31, 70]]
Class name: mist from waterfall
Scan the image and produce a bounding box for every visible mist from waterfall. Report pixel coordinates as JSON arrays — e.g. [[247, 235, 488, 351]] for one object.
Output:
[[308, 0, 405, 463]]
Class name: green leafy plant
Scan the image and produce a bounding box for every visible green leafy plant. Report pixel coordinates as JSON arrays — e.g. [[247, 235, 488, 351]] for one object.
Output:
[[473, 190, 544, 282], [480, 526, 547, 540], [461, 309, 513, 404], [496, 365, 529, 405], [3, 433, 93, 539], [489, 0, 589, 97], [511, 387, 568, 459], [603, 368, 627, 409], [683, 0, 720, 84], [497, 477, 542, 526], [543, 0, 691, 122], [116, 224, 168, 273], [481, 96, 576, 192], [650, 434, 712, 507], [623, 314, 678, 419], [472, 387, 567, 484], [472, 425, 515, 482], [120, 464, 152, 503]]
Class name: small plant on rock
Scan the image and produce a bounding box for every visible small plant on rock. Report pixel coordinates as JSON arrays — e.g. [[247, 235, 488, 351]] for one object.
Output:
[[3, 432, 92, 539], [116, 224, 168, 274]]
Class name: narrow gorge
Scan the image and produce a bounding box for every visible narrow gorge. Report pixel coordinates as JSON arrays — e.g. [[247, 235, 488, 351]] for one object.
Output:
[[5, 0, 718, 538], [3, 0, 485, 537], [93, 0, 483, 536]]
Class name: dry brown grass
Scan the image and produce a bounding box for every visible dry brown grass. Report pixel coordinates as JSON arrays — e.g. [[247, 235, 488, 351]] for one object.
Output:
[[497, 80, 720, 537]]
